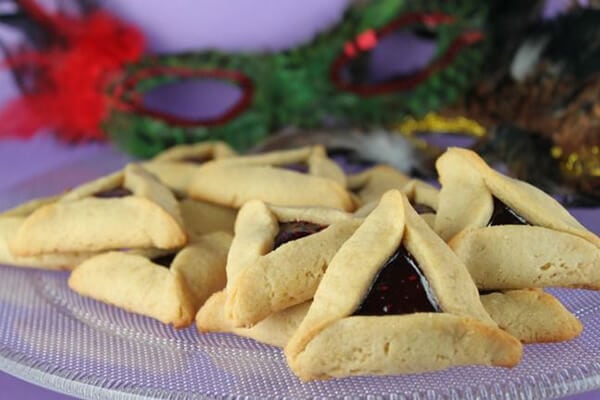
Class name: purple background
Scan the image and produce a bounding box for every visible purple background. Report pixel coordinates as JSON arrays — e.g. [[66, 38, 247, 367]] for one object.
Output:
[[0, 0, 598, 399]]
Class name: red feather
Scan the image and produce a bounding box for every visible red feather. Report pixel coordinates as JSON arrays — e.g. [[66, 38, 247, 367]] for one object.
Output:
[[0, 1, 145, 141]]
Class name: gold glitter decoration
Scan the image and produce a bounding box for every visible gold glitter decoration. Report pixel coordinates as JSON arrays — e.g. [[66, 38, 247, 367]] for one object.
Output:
[[397, 112, 486, 138]]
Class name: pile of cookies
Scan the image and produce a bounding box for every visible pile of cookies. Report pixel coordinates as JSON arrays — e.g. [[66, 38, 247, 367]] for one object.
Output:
[[1, 141, 598, 381]]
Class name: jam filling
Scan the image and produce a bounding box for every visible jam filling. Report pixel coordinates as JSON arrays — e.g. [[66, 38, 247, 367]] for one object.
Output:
[[273, 221, 326, 250], [181, 155, 212, 164], [93, 187, 133, 198], [488, 197, 529, 226], [353, 245, 441, 316], [412, 202, 436, 215], [151, 253, 177, 268], [280, 163, 309, 173]]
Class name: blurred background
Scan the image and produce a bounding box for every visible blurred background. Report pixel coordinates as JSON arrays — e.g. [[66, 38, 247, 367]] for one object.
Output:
[[0, 0, 597, 208]]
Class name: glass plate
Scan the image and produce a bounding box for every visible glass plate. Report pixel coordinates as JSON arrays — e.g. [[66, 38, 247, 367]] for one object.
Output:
[[1, 154, 600, 400]]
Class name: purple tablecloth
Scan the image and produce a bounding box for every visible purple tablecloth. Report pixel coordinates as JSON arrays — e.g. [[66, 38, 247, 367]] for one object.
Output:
[[0, 136, 599, 400]]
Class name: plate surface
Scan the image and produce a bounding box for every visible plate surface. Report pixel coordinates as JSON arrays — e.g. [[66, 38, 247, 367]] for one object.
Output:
[[1, 155, 599, 400], [1, 267, 599, 400]]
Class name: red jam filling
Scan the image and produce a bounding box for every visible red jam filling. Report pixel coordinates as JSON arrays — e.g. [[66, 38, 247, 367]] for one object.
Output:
[[353, 245, 441, 316], [280, 163, 309, 173], [412, 202, 436, 215], [151, 253, 177, 269], [93, 187, 133, 198], [180, 155, 213, 164], [488, 197, 529, 226], [273, 221, 326, 250]]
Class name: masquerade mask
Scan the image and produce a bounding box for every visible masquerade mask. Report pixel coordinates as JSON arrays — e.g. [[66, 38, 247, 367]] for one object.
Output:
[[0, 0, 487, 157], [104, 0, 488, 157]]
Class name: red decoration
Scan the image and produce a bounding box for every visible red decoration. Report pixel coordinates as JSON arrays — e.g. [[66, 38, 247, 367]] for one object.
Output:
[[0, 0, 145, 141], [330, 11, 483, 96], [355, 30, 378, 51]]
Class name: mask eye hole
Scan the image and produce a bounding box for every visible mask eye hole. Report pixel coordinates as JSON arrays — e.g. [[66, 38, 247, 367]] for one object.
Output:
[[330, 12, 483, 96], [114, 67, 253, 127], [338, 28, 437, 88], [142, 79, 243, 123]]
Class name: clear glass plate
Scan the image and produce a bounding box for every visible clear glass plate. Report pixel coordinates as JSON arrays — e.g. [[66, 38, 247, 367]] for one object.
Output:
[[1, 154, 599, 400]]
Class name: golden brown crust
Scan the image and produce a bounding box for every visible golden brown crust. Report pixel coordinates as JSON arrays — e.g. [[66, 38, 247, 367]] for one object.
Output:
[[450, 226, 600, 290], [480, 289, 583, 343], [287, 314, 522, 381], [435, 147, 598, 247], [434, 149, 493, 242], [200, 288, 582, 350], [346, 165, 412, 205], [402, 195, 494, 324], [11, 164, 187, 256], [68, 231, 231, 328], [284, 190, 520, 380], [224, 200, 279, 281], [0, 195, 95, 269], [144, 141, 237, 195], [196, 290, 309, 348], [210, 146, 345, 185], [205, 290, 577, 351], [187, 146, 354, 211], [175, 232, 232, 309], [347, 165, 439, 209], [0, 217, 94, 270], [179, 199, 237, 240], [350, 166, 438, 228], [403, 179, 439, 211], [455, 149, 595, 245], [435, 148, 600, 290], [69, 252, 193, 327], [224, 200, 360, 327], [151, 141, 237, 162]]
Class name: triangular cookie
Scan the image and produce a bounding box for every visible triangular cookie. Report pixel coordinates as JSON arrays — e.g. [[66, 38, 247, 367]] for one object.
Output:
[[0, 195, 95, 269], [435, 148, 599, 289], [68, 231, 232, 328], [144, 142, 238, 235], [152, 141, 237, 162], [480, 289, 582, 343], [143, 141, 237, 196], [347, 165, 438, 208], [197, 288, 581, 348], [285, 190, 521, 380], [187, 146, 355, 211], [224, 199, 361, 327], [350, 165, 439, 226], [10, 164, 187, 256], [179, 198, 237, 240], [197, 290, 309, 347]]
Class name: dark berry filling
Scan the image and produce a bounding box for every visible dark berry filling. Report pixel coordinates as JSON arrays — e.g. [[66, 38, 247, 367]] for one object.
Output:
[[151, 253, 177, 268], [280, 163, 309, 173], [273, 221, 326, 250], [353, 245, 441, 316], [93, 187, 133, 198], [478, 289, 499, 296], [181, 155, 212, 164], [411, 202, 436, 215], [488, 197, 529, 226]]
